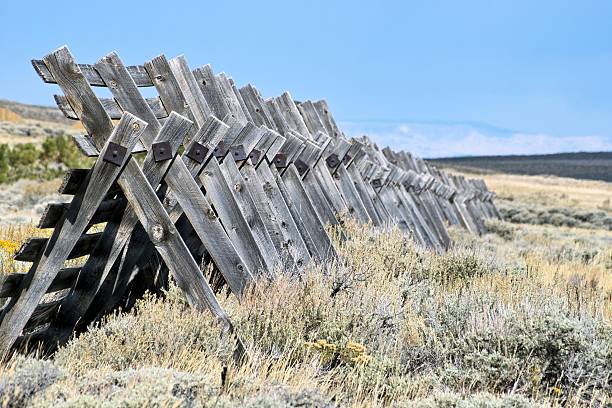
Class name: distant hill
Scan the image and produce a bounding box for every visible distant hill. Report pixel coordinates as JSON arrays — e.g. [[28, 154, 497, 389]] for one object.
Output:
[[0, 99, 72, 124], [429, 152, 612, 182]]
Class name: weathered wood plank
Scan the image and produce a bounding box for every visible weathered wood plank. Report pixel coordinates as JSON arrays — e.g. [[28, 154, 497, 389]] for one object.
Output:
[[37, 198, 125, 229], [238, 84, 275, 128], [220, 158, 283, 275], [163, 156, 255, 296], [14, 232, 102, 262], [277, 165, 337, 263], [39, 46, 114, 146], [199, 159, 270, 276], [333, 164, 371, 223], [0, 267, 79, 299], [43, 113, 192, 347], [193, 64, 231, 120], [55, 94, 167, 120], [32, 59, 153, 87], [169, 56, 213, 128], [255, 163, 311, 269], [346, 164, 383, 226], [0, 112, 145, 357], [116, 152, 246, 362]]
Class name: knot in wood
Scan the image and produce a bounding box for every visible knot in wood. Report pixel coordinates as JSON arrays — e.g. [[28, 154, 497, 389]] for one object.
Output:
[[263, 182, 272, 192], [132, 122, 141, 131], [109, 80, 118, 89], [155, 74, 165, 81], [236, 263, 244, 272], [151, 223, 166, 243], [163, 196, 176, 207], [206, 208, 216, 220]]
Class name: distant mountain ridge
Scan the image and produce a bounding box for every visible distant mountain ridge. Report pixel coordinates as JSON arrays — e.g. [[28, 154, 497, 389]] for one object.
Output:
[[0, 99, 72, 124], [429, 151, 612, 182]]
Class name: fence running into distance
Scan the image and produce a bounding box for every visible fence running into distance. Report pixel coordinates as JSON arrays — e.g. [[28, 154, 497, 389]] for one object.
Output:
[[0, 46, 500, 360]]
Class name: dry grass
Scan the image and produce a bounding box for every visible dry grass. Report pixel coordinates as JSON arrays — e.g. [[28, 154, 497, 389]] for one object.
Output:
[[479, 173, 611, 212], [0, 174, 610, 407]]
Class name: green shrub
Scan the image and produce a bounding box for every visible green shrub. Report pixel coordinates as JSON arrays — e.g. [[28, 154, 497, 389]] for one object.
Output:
[[0, 134, 92, 184]]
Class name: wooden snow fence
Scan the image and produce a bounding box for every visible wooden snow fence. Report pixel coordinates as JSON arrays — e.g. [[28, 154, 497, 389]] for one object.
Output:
[[0, 46, 500, 360]]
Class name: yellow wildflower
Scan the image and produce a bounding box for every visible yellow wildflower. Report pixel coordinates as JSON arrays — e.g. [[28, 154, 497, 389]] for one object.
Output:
[[0, 239, 19, 254], [346, 340, 366, 353]]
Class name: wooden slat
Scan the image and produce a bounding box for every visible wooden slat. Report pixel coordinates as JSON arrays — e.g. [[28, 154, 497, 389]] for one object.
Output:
[[199, 159, 270, 276], [116, 150, 246, 362], [168, 56, 213, 128], [32, 59, 153, 87], [334, 164, 371, 224], [163, 157, 254, 296], [95, 52, 162, 146], [239, 84, 275, 128], [277, 165, 337, 263], [39, 46, 114, 147], [55, 95, 167, 120], [37, 198, 125, 229], [43, 113, 192, 348], [0, 267, 79, 299], [0, 112, 146, 357], [193, 64, 231, 120], [58, 169, 121, 196], [14, 232, 102, 262]]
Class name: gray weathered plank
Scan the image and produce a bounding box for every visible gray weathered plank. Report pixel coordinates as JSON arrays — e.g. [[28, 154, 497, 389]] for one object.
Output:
[[0, 112, 145, 357]]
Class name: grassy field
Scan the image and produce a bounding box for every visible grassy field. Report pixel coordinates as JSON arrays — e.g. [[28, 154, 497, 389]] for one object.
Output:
[[429, 152, 612, 182], [0, 171, 610, 407]]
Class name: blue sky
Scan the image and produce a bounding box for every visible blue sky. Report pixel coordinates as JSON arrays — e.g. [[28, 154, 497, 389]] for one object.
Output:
[[1, 0, 611, 157]]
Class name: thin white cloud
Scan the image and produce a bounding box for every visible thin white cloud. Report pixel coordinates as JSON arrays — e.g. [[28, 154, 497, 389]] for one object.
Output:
[[339, 121, 612, 158]]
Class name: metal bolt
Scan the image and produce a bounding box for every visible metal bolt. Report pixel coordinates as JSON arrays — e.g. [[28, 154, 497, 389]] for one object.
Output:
[[151, 224, 165, 243], [234, 183, 241, 192], [132, 122, 140, 130], [112, 150, 118, 158], [109, 80, 118, 88]]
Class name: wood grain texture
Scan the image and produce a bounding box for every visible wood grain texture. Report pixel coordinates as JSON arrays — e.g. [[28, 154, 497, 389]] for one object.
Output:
[[199, 159, 269, 276], [163, 157, 254, 296], [0, 112, 145, 358], [116, 152, 246, 361], [220, 158, 283, 275], [56, 94, 167, 120], [14, 232, 102, 262], [333, 164, 371, 224], [238, 84, 275, 128], [33, 58, 153, 87], [0, 267, 79, 299], [42, 113, 191, 348], [169, 56, 213, 128], [277, 165, 337, 263], [255, 163, 311, 269], [193, 64, 231, 120], [40, 46, 114, 147]]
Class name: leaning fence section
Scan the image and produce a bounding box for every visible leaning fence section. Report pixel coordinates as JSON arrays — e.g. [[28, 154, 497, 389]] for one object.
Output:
[[0, 46, 500, 359]]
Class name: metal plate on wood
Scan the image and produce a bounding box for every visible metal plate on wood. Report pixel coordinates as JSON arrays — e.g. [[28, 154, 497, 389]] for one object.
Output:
[[273, 153, 288, 168], [325, 153, 340, 169], [152, 141, 173, 162], [230, 144, 247, 162], [103, 142, 128, 167], [213, 141, 228, 158], [371, 178, 382, 189], [186, 142, 209, 164], [294, 159, 309, 176], [249, 149, 262, 165]]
